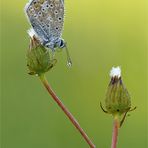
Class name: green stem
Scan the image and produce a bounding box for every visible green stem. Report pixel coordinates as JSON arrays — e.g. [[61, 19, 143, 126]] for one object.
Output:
[[111, 115, 119, 148], [39, 74, 95, 148]]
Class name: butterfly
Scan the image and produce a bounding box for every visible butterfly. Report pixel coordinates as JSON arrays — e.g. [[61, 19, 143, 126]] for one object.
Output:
[[24, 0, 72, 66]]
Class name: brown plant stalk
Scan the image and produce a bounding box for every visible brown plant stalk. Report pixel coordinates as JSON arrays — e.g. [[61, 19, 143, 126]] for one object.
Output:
[[39, 74, 96, 148], [111, 116, 119, 148]]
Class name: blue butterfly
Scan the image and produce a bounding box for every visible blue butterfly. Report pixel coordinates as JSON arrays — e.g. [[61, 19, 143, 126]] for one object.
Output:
[[25, 0, 72, 66]]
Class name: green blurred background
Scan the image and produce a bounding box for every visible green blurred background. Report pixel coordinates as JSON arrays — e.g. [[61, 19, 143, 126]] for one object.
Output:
[[1, 0, 148, 147]]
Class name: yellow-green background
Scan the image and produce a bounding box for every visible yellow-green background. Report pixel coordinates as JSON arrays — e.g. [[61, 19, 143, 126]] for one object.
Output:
[[1, 0, 148, 147]]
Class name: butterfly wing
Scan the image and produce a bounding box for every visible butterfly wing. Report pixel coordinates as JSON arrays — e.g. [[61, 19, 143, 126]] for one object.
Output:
[[25, 0, 65, 44], [46, 0, 65, 39]]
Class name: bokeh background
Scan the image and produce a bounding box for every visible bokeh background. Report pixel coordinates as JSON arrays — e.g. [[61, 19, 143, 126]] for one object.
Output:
[[1, 0, 148, 147]]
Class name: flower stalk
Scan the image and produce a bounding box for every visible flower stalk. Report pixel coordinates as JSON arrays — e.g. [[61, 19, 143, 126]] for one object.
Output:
[[111, 115, 120, 148], [39, 74, 95, 148]]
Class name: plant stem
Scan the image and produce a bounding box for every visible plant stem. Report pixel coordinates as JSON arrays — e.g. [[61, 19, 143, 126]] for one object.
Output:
[[111, 116, 119, 148], [39, 74, 96, 148]]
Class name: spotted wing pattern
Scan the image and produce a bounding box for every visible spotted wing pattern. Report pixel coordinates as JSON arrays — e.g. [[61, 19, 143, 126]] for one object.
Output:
[[25, 0, 65, 44]]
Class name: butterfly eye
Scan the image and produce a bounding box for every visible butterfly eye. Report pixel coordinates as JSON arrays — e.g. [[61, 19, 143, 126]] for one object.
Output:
[[60, 40, 64, 48]]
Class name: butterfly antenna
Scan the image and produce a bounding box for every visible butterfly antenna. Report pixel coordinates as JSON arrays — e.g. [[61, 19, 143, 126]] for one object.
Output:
[[65, 44, 72, 67]]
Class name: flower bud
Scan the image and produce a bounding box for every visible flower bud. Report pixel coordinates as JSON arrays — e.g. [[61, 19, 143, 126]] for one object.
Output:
[[26, 29, 57, 76], [105, 67, 131, 116]]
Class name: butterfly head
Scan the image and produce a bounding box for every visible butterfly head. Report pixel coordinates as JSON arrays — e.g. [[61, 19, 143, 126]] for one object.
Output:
[[56, 38, 66, 49], [44, 38, 66, 50]]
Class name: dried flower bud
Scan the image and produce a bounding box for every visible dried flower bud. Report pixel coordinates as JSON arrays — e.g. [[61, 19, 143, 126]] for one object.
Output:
[[26, 29, 57, 76], [105, 67, 131, 116]]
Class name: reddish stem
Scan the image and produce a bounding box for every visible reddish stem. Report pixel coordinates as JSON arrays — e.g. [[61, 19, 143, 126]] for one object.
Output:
[[111, 117, 119, 148], [40, 75, 95, 148]]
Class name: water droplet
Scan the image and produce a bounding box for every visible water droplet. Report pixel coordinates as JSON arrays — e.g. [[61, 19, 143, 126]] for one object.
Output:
[[67, 59, 72, 67], [65, 46, 72, 67]]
